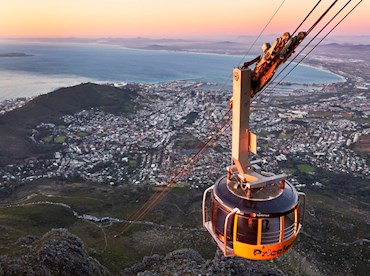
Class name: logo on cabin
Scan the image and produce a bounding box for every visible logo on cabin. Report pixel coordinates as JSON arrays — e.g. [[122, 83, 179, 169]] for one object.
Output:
[[253, 241, 294, 257]]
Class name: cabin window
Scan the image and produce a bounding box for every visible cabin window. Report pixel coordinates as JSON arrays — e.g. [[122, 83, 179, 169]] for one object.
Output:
[[214, 206, 227, 234], [297, 197, 304, 225], [236, 216, 258, 245], [261, 217, 280, 244], [211, 203, 234, 240], [284, 211, 295, 241]]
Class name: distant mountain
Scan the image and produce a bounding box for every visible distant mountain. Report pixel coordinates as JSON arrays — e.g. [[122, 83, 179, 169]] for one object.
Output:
[[0, 83, 140, 165], [320, 42, 370, 48], [0, 52, 33, 57], [11, 36, 370, 56], [320, 43, 370, 48]]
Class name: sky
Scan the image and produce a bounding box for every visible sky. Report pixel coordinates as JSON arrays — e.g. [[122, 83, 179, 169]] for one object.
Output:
[[0, 0, 369, 38]]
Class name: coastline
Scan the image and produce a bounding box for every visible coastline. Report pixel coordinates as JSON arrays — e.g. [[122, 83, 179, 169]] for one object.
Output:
[[0, 40, 347, 101], [0, 70, 97, 101], [43, 40, 350, 82], [295, 62, 347, 83]]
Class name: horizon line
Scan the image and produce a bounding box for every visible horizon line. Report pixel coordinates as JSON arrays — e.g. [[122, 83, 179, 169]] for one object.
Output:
[[2, 34, 370, 39]]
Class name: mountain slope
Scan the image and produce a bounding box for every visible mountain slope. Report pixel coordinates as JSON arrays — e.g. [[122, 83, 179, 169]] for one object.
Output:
[[0, 228, 110, 275], [123, 248, 285, 275], [0, 83, 140, 165]]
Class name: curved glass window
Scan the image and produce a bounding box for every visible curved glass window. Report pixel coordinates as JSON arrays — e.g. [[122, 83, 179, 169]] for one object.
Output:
[[261, 217, 280, 244], [236, 216, 258, 245], [284, 211, 295, 241], [211, 201, 233, 240]]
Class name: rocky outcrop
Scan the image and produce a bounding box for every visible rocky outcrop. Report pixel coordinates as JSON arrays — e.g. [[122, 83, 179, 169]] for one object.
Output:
[[1, 229, 285, 275], [0, 228, 110, 276], [123, 248, 285, 276]]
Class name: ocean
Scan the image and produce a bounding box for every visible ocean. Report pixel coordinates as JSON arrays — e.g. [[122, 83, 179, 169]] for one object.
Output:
[[0, 40, 344, 100]]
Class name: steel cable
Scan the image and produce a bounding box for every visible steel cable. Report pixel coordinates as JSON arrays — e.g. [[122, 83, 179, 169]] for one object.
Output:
[[113, 0, 362, 238], [115, 110, 232, 236], [114, 1, 289, 237], [253, 0, 358, 105]]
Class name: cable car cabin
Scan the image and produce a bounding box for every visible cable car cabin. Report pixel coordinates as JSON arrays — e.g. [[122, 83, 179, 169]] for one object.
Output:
[[201, 64, 307, 260], [203, 168, 305, 260]]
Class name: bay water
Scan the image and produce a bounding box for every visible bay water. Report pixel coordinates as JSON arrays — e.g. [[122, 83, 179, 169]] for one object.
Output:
[[0, 41, 343, 100]]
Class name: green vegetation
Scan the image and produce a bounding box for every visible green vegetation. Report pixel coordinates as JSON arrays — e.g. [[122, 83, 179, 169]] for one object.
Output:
[[309, 111, 333, 118], [278, 133, 292, 140], [0, 83, 140, 164], [214, 145, 228, 153], [1, 173, 369, 275], [54, 135, 66, 144], [174, 132, 201, 149], [42, 135, 53, 143], [77, 131, 91, 137], [352, 116, 370, 125], [183, 111, 198, 126], [42, 135, 66, 144], [353, 134, 370, 155], [0, 204, 77, 256], [126, 153, 139, 168], [297, 164, 315, 173], [291, 190, 370, 276], [261, 142, 274, 148], [256, 130, 271, 137], [0, 180, 213, 273]]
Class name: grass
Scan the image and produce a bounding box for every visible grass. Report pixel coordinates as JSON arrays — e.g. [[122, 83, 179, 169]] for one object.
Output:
[[24, 194, 106, 215], [278, 133, 293, 140], [309, 111, 333, 118], [0, 204, 78, 255], [42, 135, 66, 144], [214, 145, 228, 153], [0, 180, 214, 272], [174, 132, 201, 149], [42, 135, 53, 143], [295, 189, 370, 275], [54, 135, 66, 144], [129, 159, 137, 167], [0, 205, 76, 229], [183, 111, 198, 126], [256, 130, 271, 137], [297, 164, 315, 173], [69, 221, 107, 252], [2, 176, 368, 275], [353, 134, 370, 155], [261, 143, 274, 148], [77, 131, 91, 137], [352, 117, 370, 125]]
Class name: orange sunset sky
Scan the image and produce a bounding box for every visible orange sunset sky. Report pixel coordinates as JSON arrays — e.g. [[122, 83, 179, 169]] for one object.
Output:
[[1, 0, 368, 38]]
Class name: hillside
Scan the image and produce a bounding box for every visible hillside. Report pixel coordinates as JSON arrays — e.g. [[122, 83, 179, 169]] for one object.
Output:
[[0, 227, 283, 276], [0, 228, 110, 275], [123, 248, 284, 275], [0, 80, 368, 274], [0, 83, 140, 165]]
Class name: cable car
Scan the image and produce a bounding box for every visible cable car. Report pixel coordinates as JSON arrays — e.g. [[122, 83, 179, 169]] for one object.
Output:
[[203, 165, 305, 260], [202, 67, 305, 260]]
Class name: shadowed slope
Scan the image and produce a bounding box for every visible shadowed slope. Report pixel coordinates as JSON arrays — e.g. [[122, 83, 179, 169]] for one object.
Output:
[[0, 83, 140, 165]]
